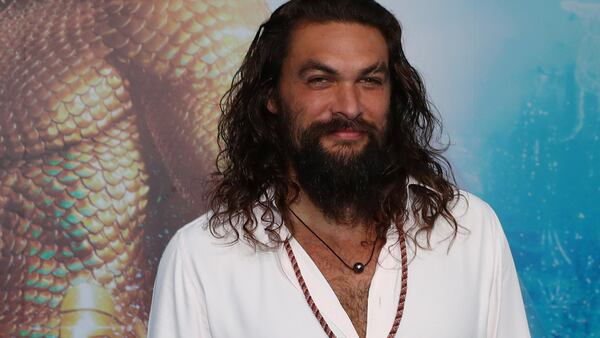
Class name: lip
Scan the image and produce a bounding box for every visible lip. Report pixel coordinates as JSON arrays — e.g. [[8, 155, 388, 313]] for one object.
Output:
[[330, 129, 365, 140]]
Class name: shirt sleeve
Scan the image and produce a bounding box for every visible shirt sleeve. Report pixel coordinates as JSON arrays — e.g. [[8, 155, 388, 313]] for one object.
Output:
[[147, 230, 212, 338], [486, 207, 531, 338]]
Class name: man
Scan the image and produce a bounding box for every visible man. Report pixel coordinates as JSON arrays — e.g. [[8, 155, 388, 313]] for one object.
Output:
[[148, 0, 530, 337]]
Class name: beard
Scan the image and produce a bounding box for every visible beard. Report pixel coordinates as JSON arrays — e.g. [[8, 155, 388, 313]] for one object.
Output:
[[279, 105, 389, 224]]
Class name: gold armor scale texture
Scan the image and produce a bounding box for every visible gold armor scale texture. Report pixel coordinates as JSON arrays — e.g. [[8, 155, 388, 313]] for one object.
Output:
[[0, 1, 268, 337]]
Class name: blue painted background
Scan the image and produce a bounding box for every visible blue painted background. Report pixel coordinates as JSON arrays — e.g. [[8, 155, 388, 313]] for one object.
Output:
[[268, 0, 600, 336], [393, 1, 600, 336]]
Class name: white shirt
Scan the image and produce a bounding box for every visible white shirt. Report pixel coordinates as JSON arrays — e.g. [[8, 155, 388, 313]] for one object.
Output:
[[147, 190, 530, 338]]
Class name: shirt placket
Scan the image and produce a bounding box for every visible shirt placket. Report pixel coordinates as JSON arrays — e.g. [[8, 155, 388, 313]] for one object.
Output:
[[277, 226, 406, 338]]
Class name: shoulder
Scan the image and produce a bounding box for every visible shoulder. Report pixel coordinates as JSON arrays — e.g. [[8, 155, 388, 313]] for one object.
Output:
[[172, 212, 213, 246], [161, 213, 235, 267], [414, 188, 505, 251], [165, 213, 213, 256], [155, 211, 285, 300], [156, 213, 212, 273], [451, 190, 500, 225], [162, 210, 270, 266], [447, 190, 506, 248], [406, 177, 499, 227]]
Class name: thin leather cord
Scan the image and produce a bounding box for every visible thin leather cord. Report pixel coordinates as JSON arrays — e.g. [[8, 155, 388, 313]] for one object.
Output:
[[284, 228, 408, 337], [288, 207, 377, 273]]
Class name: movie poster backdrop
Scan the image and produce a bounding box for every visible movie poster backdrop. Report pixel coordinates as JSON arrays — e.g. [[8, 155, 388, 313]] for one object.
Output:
[[0, 1, 268, 336]]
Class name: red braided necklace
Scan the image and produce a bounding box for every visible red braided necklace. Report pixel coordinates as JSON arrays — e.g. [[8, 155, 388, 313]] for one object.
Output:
[[284, 229, 408, 338]]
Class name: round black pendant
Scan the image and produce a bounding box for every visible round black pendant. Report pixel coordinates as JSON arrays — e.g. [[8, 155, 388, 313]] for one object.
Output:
[[353, 262, 365, 273]]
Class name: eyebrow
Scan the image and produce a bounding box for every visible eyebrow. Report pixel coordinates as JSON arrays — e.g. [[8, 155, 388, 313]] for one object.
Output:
[[298, 60, 339, 77], [360, 63, 389, 78], [298, 59, 389, 78]]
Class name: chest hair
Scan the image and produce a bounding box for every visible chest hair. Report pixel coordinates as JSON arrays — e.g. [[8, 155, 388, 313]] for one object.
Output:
[[330, 277, 372, 338], [296, 234, 385, 338], [307, 248, 381, 338]]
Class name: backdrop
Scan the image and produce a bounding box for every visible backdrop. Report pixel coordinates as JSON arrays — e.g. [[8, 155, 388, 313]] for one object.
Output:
[[366, 0, 598, 337], [1, 0, 597, 337]]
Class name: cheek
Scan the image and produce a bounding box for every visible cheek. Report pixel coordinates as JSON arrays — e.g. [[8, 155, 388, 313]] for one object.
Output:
[[364, 92, 391, 127], [289, 93, 332, 126]]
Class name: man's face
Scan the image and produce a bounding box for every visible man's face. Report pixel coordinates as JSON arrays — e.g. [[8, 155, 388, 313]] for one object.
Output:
[[268, 21, 392, 222], [268, 21, 391, 159]]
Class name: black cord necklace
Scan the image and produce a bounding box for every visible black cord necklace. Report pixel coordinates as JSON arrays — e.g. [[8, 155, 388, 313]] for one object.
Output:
[[288, 207, 378, 274]]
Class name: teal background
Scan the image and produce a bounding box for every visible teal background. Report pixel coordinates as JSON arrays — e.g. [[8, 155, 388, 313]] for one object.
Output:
[[267, 0, 600, 336]]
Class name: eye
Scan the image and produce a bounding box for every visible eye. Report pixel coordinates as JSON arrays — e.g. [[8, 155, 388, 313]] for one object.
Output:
[[307, 76, 332, 88], [361, 77, 384, 87]]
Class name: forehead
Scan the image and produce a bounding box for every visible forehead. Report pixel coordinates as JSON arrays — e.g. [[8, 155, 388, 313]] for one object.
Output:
[[284, 21, 389, 71]]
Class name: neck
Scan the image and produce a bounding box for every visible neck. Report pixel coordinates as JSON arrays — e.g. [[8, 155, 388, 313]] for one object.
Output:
[[287, 190, 377, 244]]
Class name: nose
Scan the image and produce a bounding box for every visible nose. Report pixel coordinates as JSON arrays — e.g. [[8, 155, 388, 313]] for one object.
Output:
[[332, 83, 361, 119]]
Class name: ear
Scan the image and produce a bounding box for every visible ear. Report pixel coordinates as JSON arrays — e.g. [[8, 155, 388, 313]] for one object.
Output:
[[266, 90, 278, 114]]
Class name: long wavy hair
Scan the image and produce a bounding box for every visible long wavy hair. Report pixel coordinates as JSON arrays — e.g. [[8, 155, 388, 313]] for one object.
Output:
[[209, 0, 459, 248]]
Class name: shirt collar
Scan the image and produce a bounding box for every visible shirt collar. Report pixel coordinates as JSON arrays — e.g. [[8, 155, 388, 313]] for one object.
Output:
[[406, 175, 439, 195]]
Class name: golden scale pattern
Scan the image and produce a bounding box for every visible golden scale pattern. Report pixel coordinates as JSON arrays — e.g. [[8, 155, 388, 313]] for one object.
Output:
[[0, 0, 268, 337]]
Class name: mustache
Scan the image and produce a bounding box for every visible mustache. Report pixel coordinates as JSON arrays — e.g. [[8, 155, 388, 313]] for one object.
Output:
[[302, 116, 380, 138]]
